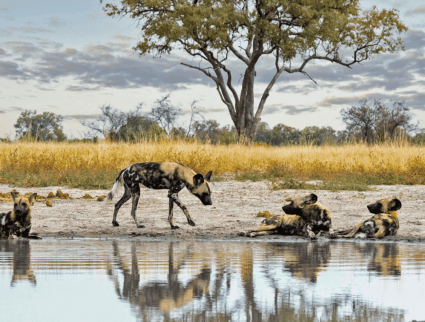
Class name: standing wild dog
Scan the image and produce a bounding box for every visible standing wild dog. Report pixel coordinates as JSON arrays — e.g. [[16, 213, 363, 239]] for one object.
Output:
[[339, 198, 402, 239], [107, 162, 212, 229], [239, 194, 337, 239], [0, 192, 37, 239]]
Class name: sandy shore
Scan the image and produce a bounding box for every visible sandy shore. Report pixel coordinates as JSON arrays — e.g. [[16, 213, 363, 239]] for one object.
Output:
[[1, 181, 424, 242]]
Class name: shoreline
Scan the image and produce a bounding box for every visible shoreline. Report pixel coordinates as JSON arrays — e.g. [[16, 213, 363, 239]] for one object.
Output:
[[1, 181, 424, 243]]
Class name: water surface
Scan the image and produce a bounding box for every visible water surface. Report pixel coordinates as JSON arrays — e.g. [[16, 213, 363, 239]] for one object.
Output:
[[1, 239, 425, 321]]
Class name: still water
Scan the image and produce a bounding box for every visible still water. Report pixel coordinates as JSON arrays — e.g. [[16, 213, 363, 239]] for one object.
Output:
[[1, 239, 425, 322]]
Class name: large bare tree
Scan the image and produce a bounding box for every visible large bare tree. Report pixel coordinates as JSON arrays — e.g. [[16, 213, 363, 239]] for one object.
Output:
[[101, 0, 407, 143]]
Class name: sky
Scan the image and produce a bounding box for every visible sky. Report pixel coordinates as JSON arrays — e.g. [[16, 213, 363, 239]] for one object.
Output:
[[1, 0, 425, 139]]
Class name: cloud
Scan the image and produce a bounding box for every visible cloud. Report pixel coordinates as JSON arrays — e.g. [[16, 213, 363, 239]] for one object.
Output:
[[0, 4, 11, 11], [317, 92, 425, 111], [87, 11, 107, 19], [0, 28, 12, 37], [406, 7, 425, 16], [36, 87, 55, 91], [110, 34, 135, 41], [7, 106, 26, 113], [0, 60, 32, 80], [48, 17, 66, 28], [262, 104, 317, 115], [8, 25, 55, 34], [66, 85, 100, 91], [0, 40, 213, 90], [63, 114, 101, 121]]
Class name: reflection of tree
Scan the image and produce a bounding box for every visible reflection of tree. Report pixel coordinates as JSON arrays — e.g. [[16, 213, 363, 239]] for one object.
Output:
[[267, 292, 404, 322], [106, 241, 407, 322], [0, 240, 36, 286]]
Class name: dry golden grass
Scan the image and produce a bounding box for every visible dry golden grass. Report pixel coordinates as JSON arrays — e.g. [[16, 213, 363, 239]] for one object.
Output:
[[0, 140, 424, 188]]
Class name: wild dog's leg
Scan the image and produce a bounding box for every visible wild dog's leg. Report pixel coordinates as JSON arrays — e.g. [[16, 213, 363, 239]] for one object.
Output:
[[246, 230, 279, 238], [341, 222, 363, 238], [112, 184, 131, 227], [372, 226, 386, 239], [328, 228, 338, 239], [167, 195, 179, 229], [130, 185, 144, 228], [237, 223, 279, 237], [305, 223, 317, 240], [169, 192, 195, 226]]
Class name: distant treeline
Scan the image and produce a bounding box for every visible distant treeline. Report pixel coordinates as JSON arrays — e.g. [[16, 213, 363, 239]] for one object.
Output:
[[3, 96, 425, 145]]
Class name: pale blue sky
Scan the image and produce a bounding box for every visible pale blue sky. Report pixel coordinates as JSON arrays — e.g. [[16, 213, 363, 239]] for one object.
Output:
[[1, 0, 425, 139]]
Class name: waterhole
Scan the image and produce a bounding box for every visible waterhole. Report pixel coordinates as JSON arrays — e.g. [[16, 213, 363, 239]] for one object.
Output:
[[1, 239, 424, 321]]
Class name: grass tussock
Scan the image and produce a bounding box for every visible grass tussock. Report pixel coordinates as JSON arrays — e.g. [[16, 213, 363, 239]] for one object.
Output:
[[0, 140, 424, 190]]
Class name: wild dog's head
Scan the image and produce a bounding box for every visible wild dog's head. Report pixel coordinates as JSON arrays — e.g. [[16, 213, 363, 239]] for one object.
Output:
[[191, 171, 213, 205], [283, 193, 331, 225], [11, 192, 37, 222], [367, 198, 401, 215], [282, 194, 318, 216]]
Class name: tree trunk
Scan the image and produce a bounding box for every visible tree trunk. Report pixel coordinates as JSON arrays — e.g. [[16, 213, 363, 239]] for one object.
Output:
[[235, 67, 261, 145]]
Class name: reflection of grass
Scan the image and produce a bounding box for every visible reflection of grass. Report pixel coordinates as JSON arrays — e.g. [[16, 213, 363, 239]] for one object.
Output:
[[0, 141, 424, 189]]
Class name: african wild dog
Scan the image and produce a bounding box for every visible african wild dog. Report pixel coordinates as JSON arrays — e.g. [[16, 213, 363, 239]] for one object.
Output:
[[106, 162, 212, 229], [0, 192, 37, 239], [282, 194, 337, 239], [239, 194, 337, 239], [339, 198, 402, 239]]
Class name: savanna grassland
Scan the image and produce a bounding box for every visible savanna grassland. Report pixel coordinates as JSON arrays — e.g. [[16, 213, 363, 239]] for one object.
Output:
[[1, 140, 424, 190]]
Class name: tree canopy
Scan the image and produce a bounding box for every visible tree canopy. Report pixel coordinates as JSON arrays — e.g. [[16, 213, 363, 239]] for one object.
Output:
[[102, 0, 407, 143], [14, 110, 67, 141]]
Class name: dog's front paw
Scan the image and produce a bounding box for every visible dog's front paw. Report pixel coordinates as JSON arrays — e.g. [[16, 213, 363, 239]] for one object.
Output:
[[112, 220, 119, 227], [188, 219, 196, 226], [329, 232, 338, 239], [237, 231, 247, 237], [136, 224, 145, 229], [171, 225, 180, 230]]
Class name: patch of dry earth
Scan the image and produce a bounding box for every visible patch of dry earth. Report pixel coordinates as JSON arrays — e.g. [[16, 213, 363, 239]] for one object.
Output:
[[0, 181, 424, 241]]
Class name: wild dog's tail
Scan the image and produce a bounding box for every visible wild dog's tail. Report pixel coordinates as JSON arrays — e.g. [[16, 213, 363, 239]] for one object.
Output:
[[106, 169, 126, 202]]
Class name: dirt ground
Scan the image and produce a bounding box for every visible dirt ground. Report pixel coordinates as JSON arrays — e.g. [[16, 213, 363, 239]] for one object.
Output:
[[1, 181, 424, 242]]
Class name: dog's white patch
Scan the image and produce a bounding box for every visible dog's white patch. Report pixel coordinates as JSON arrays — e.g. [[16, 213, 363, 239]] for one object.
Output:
[[162, 178, 170, 188], [364, 221, 374, 227], [355, 233, 367, 239], [1, 216, 6, 226]]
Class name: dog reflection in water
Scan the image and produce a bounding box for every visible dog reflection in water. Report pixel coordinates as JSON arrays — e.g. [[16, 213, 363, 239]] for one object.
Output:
[[108, 242, 210, 313], [0, 239, 36, 286]]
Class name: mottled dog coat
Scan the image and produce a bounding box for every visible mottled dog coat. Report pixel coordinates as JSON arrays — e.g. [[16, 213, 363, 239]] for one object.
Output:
[[240, 194, 337, 239], [0, 192, 37, 239], [339, 198, 402, 239], [107, 162, 212, 229]]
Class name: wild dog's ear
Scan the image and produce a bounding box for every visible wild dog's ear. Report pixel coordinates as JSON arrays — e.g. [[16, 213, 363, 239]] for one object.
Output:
[[285, 197, 293, 202], [10, 192, 18, 201], [303, 193, 317, 205], [389, 198, 402, 211], [204, 171, 212, 181], [193, 174, 204, 186], [28, 193, 37, 205]]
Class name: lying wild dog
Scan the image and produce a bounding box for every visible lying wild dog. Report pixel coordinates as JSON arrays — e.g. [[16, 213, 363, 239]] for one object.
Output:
[[107, 162, 212, 229], [339, 198, 402, 239], [0, 192, 37, 239], [239, 194, 337, 239]]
